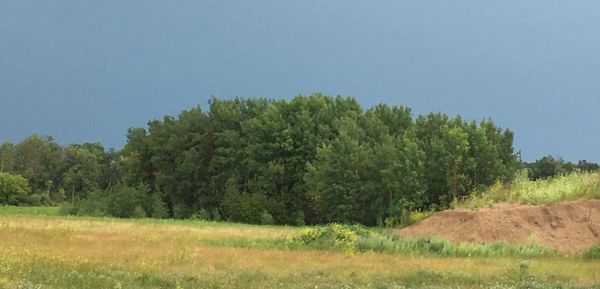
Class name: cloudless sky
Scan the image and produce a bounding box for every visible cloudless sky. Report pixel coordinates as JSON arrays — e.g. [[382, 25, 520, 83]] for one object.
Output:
[[1, 1, 599, 162]]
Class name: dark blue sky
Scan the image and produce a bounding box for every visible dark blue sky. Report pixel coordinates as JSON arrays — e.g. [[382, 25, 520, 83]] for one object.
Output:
[[1, 1, 599, 162]]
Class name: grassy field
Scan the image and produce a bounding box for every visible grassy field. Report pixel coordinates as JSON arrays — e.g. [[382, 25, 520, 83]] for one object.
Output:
[[1, 206, 600, 288]]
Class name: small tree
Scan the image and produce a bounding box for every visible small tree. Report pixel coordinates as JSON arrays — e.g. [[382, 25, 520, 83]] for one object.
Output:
[[0, 172, 31, 205], [106, 184, 141, 218]]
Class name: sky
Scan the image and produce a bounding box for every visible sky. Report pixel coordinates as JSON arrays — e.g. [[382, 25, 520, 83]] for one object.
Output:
[[1, 1, 599, 162]]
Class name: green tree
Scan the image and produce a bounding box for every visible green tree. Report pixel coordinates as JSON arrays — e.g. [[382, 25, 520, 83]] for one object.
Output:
[[14, 135, 62, 199], [0, 172, 31, 205], [0, 142, 16, 173], [61, 143, 104, 202]]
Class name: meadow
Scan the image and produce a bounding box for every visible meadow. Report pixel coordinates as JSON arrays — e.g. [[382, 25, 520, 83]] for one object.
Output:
[[1, 206, 600, 289]]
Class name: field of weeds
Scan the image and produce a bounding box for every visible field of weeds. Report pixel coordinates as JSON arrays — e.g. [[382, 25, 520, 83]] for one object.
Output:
[[1, 206, 600, 289]]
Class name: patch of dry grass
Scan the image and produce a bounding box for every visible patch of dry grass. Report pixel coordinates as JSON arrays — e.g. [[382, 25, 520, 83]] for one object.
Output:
[[1, 214, 600, 288]]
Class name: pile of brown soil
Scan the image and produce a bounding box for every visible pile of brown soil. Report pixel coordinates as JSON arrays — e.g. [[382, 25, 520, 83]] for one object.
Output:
[[399, 199, 600, 254]]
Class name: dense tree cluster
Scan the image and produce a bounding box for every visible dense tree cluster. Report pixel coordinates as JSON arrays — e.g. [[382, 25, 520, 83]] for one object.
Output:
[[0, 94, 530, 225]]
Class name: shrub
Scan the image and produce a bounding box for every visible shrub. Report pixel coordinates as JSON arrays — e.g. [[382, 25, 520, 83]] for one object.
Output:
[[384, 208, 433, 228], [59, 201, 79, 215], [260, 210, 274, 225], [0, 172, 30, 205], [211, 208, 221, 221], [77, 189, 108, 216], [26, 194, 43, 206], [106, 184, 142, 218], [408, 210, 433, 225], [132, 205, 147, 218], [149, 192, 168, 219], [294, 210, 306, 226], [191, 208, 211, 221], [582, 245, 600, 260], [288, 223, 363, 253], [172, 202, 190, 219]]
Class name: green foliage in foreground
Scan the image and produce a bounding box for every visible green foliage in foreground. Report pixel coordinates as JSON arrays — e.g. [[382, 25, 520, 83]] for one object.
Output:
[[456, 171, 600, 209], [287, 224, 556, 258], [582, 245, 600, 260]]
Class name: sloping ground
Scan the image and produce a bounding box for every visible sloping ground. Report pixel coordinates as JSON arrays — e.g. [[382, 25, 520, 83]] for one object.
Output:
[[399, 199, 600, 254]]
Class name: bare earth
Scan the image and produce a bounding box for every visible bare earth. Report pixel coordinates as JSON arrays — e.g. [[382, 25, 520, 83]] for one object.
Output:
[[399, 199, 600, 254]]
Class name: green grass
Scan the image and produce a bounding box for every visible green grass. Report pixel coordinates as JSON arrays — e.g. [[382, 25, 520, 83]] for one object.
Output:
[[456, 171, 600, 209], [356, 234, 556, 258], [0, 205, 60, 216], [583, 245, 600, 260], [284, 224, 556, 258]]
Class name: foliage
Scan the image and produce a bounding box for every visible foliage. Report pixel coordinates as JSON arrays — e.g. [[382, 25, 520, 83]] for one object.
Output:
[[582, 245, 600, 260], [0, 94, 525, 225], [526, 155, 599, 180], [288, 223, 364, 253], [408, 210, 434, 225], [0, 172, 31, 205], [456, 171, 600, 209], [287, 223, 555, 258], [355, 234, 555, 258], [60, 184, 152, 218]]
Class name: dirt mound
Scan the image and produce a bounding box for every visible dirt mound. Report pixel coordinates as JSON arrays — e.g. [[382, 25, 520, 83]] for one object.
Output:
[[399, 199, 600, 254]]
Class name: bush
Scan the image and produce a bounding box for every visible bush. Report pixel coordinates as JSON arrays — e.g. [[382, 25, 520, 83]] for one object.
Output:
[[260, 210, 274, 225], [77, 189, 108, 216], [408, 210, 433, 225], [288, 223, 364, 253], [149, 192, 168, 219], [59, 185, 158, 219], [172, 202, 190, 219], [106, 184, 142, 218], [582, 245, 600, 259], [26, 194, 43, 206], [191, 208, 211, 221], [384, 208, 433, 228], [132, 205, 147, 218], [211, 208, 221, 221], [59, 202, 79, 215], [294, 210, 305, 226], [0, 172, 31, 205]]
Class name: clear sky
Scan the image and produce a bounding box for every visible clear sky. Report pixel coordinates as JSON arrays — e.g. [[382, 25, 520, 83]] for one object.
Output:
[[1, 1, 599, 162]]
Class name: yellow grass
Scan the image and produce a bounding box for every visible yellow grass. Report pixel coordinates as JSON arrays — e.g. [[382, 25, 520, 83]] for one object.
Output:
[[1, 214, 600, 288]]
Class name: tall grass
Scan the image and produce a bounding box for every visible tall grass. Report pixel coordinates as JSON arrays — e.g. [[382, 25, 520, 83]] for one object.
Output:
[[356, 233, 555, 258], [286, 224, 556, 258], [457, 171, 600, 209]]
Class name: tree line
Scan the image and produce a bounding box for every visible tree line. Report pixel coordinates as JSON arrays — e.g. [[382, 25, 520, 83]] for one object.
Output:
[[525, 156, 599, 180], [2, 94, 593, 225]]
